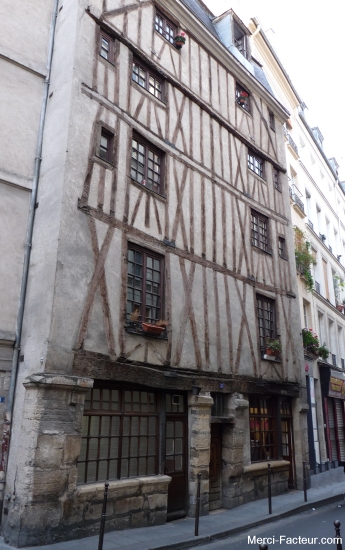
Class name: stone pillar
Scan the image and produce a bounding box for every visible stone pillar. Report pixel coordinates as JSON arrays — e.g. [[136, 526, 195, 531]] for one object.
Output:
[[2, 373, 93, 547], [188, 393, 213, 517], [222, 393, 249, 508]]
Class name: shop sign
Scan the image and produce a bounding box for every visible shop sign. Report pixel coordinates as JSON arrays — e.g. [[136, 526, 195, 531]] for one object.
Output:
[[329, 375, 345, 399]]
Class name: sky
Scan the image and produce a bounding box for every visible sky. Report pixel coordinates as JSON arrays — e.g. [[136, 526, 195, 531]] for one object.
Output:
[[202, 0, 345, 180]]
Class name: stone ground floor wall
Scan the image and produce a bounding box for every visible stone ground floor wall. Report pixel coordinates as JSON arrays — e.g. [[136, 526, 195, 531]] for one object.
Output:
[[223, 461, 290, 509], [62, 476, 171, 539], [1, 372, 307, 547]]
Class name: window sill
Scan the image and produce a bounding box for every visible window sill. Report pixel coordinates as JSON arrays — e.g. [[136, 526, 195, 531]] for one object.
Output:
[[236, 103, 252, 116], [131, 80, 167, 107], [99, 54, 115, 68], [92, 155, 114, 170], [279, 255, 289, 262], [274, 185, 282, 193], [155, 31, 181, 53], [252, 245, 272, 256], [125, 323, 168, 340], [130, 178, 166, 202], [261, 354, 281, 363], [248, 168, 266, 183]]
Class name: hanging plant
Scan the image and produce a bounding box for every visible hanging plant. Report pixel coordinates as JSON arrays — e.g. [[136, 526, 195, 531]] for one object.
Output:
[[302, 328, 319, 354], [317, 344, 330, 360], [294, 227, 316, 292], [173, 32, 186, 49]]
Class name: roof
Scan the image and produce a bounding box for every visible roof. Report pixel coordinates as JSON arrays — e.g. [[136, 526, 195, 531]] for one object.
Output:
[[180, 0, 274, 95]]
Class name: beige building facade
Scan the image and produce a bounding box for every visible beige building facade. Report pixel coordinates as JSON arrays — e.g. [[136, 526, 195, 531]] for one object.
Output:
[[249, 18, 345, 478], [0, 0, 308, 546]]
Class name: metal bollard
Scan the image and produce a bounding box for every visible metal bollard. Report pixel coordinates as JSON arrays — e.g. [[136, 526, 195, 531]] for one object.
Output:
[[267, 463, 272, 515], [303, 461, 307, 502], [259, 545, 268, 550], [194, 472, 202, 536], [98, 482, 109, 550], [334, 520, 342, 550]]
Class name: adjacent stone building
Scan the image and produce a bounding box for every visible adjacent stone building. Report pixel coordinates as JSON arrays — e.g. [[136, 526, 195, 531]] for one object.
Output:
[[0, 0, 308, 546], [249, 17, 345, 480]]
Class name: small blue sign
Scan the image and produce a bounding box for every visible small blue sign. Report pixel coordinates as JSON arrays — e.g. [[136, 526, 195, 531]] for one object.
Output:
[[0, 397, 5, 403]]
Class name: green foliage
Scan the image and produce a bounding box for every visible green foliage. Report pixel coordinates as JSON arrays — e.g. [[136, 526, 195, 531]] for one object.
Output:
[[302, 328, 319, 353], [266, 338, 282, 353], [318, 344, 330, 360], [294, 227, 316, 292]]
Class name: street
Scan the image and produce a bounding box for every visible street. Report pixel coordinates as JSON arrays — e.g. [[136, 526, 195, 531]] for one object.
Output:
[[192, 502, 345, 550]]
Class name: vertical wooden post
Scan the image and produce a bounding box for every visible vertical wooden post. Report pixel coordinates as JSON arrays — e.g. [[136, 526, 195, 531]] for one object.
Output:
[[98, 482, 109, 550]]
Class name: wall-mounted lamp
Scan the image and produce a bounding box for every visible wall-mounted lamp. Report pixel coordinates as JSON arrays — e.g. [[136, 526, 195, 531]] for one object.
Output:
[[192, 386, 202, 396]]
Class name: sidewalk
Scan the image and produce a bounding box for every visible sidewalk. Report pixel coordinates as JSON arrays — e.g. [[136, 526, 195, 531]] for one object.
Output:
[[1, 469, 344, 550]]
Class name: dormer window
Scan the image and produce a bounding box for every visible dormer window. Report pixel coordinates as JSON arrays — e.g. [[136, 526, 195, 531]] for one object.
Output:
[[233, 21, 247, 59]]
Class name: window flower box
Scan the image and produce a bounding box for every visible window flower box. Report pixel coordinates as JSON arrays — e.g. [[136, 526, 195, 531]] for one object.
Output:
[[173, 32, 186, 49]]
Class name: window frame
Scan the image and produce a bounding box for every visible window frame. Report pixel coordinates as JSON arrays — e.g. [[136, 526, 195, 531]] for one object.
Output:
[[96, 126, 114, 165], [236, 82, 251, 113], [248, 150, 265, 178], [132, 57, 165, 102], [278, 236, 288, 260], [155, 9, 177, 45], [256, 293, 277, 350], [251, 209, 270, 253], [273, 168, 281, 191], [77, 383, 160, 484], [269, 111, 275, 131], [233, 19, 249, 59], [99, 29, 115, 64], [126, 243, 165, 325], [131, 132, 165, 195], [249, 395, 277, 462]]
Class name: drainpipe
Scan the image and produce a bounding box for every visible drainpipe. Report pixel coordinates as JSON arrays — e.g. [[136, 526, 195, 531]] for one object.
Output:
[[0, 0, 59, 512]]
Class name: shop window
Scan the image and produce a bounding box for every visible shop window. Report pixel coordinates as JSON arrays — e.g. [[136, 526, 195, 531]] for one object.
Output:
[[127, 244, 164, 324], [77, 385, 159, 483], [249, 396, 276, 461]]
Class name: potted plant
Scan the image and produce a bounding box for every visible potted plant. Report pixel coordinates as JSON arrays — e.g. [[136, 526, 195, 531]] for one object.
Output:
[[265, 338, 282, 357], [237, 90, 249, 106], [301, 328, 319, 355], [317, 343, 330, 360], [142, 319, 168, 335], [294, 227, 316, 292], [128, 308, 140, 329], [173, 32, 186, 49]]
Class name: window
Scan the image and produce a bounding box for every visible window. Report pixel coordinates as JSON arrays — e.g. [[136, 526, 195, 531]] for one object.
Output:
[[303, 301, 309, 328], [211, 393, 225, 417], [155, 10, 177, 45], [132, 58, 164, 101], [269, 111, 275, 131], [273, 169, 281, 191], [278, 237, 287, 259], [248, 151, 264, 178], [233, 20, 248, 59], [99, 30, 114, 63], [127, 244, 164, 324], [236, 83, 250, 112], [98, 127, 114, 164], [77, 385, 159, 483], [249, 396, 276, 461], [131, 134, 164, 194], [256, 294, 276, 349], [251, 210, 269, 252]]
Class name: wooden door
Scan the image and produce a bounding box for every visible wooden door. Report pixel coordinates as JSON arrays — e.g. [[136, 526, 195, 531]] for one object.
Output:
[[209, 424, 222, 510], [165, 401, 187, 519]]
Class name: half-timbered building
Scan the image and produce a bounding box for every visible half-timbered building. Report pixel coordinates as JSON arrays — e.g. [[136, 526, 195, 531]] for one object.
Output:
[[2, 0, 308, 545]]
